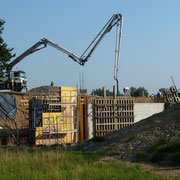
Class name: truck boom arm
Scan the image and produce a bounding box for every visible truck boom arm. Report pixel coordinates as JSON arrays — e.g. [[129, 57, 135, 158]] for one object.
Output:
[[6, 38, 82, 73], [7, 13, 123, 93], [79, 13, 123, 64]]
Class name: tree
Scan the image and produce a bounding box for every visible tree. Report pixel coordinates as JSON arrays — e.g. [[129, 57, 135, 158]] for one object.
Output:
[[91, 88, 103, 96], [159, 88, 166, 95], [130, 86, 148, 97], [91, 88, 123, 96], [0, 19, 15, 77]]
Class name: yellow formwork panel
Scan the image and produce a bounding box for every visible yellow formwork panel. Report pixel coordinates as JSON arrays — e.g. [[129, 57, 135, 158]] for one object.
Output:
[[35, 127, 43, 145], [35, 127, 75, 145], [42, 112, 73, 131], [35, 86, 78, 146], [60, 86, 77, 104], [42, 113, 61, 126], [60, 87, 77, 131]]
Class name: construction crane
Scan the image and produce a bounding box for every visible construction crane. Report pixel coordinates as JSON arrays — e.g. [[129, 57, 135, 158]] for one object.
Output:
[[0, 13, 123, 92]]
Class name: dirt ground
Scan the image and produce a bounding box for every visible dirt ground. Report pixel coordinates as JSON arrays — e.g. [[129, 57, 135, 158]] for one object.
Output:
[[99, 156, 180, 179]]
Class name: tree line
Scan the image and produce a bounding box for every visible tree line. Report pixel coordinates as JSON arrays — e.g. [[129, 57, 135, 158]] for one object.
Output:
[[91, 87, 149, 97], [0, 19, 15, 77]]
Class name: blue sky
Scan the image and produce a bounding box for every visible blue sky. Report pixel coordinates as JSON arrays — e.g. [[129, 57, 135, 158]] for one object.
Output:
[[1, 0, 180, 94]]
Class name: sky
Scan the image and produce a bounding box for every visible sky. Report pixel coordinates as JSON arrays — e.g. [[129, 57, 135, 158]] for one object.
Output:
[[0, 0, 180, 94]]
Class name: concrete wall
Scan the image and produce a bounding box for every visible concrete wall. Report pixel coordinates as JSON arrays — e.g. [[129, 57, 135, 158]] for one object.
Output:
[[87, 104, 94, 139], [134, 103, 165, 123], [87, 102, 165, 139]]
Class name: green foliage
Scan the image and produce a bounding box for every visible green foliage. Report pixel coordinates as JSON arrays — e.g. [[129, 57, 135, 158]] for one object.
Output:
[[0, 19, 15, 77], [91, 88, 123, 96], [0, 148, 164, 180], [148, 138, 169, 153], [148, 139, 180, 165], [130, 86, 149, 97], [158, 142, 180, 154], [135, 139, 180, 165], [159, 88, 166, 94], [91, 88, 104, 96]]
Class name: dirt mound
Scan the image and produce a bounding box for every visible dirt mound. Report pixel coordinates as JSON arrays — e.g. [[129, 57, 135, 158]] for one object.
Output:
[[29, 86, 60, 94], [76, 103, 180, 162]]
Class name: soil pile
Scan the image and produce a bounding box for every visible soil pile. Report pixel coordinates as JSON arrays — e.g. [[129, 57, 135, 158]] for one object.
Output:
[[76, 103, 180, 162], [29, 86, 60, 94]]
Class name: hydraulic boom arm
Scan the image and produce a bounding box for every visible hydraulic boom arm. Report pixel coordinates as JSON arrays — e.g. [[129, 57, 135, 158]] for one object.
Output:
[[6, 38, 81, 73], [7, 13, 123, 93]]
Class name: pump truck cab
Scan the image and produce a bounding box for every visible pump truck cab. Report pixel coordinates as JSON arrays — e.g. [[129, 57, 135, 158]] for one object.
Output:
[[0, 70, 27, 91], [0, 13, 123, 92]]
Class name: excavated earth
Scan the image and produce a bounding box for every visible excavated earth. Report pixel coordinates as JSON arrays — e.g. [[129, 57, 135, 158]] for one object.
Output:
[[75, 103, 180, 162]]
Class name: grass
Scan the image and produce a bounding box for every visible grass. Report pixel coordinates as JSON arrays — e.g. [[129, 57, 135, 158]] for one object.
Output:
[[148, 138, 169, 153], [149, 139, 180, 164], [0, 147, 165, 180], [135, 138, 180, 165]]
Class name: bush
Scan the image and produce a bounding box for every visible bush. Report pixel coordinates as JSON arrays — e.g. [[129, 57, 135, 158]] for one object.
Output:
[[158, 142, 180, 154], [148, 138, 169, 153]]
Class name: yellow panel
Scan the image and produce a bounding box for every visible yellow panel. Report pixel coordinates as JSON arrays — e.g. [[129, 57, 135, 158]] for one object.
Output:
[[42, 112, 61, 126], [42, 112, 75, 131], [60, 86, 77, 104], [35, 86, 78, 146], [35, 127, 43, 145]]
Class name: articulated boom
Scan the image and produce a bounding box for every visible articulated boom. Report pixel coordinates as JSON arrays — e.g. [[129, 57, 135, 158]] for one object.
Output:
[[2, 13, 123, 92]]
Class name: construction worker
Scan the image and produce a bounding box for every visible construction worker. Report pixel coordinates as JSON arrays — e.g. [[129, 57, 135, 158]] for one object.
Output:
[[157, 91, 162, 97], [50, 81, 54, 86]]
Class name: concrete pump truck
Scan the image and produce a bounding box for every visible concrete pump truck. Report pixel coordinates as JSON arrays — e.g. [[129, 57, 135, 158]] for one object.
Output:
[[0, 13, 123, 92]]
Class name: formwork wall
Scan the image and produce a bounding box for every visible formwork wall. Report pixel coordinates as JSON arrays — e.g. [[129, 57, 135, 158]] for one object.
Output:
[[94, 98, 134, 136], [87, 96, 165, 138], [34, 87, 79, 146], [0, 93, 29, 130], [0, 92, 30, 145]]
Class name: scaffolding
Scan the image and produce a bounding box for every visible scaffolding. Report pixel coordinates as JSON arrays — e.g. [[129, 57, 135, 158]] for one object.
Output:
[[30, 86, 79, 146]]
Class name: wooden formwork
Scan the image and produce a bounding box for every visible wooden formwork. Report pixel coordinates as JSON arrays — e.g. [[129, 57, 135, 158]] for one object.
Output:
[[0, 92, 29, 130], [31, 87, 79, 146], [0, 129, 29, 145], [94, 98, 134, 136]]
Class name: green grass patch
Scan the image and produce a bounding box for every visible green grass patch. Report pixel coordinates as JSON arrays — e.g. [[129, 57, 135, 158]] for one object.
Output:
[[0, 147, 164, 180], [148, 139, 180, 164], [148, 138, 169, 153], [158, 142, 180, 154]]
